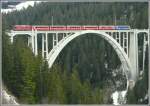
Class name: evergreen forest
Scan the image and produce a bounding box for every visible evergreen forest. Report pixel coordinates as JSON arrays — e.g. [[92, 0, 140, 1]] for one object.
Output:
[[2, 2, 148, 104]]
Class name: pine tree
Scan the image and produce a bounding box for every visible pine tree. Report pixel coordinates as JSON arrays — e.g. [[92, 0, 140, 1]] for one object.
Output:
[[48, 65, 66, 104]]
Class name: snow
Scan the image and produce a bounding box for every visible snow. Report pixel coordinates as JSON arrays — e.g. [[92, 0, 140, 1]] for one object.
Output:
[[144, 94, 148, 100], [2, 89, 19, 105], [121, 90, 127, 98], [15, 1, 41, 10], [1, 1, 42, 14], [112, 91, 119, 105], [111, 90, 127, 105], [1, 8, 12, 13]]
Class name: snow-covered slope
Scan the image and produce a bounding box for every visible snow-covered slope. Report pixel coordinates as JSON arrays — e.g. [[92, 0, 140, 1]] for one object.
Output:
[[1, 1, 41, 14], [2, 89, 19, 105], [111, 90, 127, 105]]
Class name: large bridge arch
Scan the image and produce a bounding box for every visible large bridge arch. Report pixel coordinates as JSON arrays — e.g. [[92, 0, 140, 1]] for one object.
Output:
[[47, 30, 134, 87]]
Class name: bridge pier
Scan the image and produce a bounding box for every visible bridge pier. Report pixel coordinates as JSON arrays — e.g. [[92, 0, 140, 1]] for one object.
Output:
[[27, 36, 32, 47], [53, 33, 58, 47], [35, 31, 38, 56], [10, 36, 14, 43], [42, 33, 48, 59], [8, 31, 14, 43], [31, 30, 35, 54], [129, 30, 139, 81]]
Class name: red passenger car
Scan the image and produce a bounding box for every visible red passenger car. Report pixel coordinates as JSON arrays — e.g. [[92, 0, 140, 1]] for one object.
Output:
[[50, 26, 67, 30], [34, 26, 49, 31], [13, 25, 32, 31]]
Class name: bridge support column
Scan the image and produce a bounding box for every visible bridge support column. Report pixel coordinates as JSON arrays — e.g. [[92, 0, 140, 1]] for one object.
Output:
[[42, 34, 44, 58], [142, 33, 149, 72], [28, 37, 30, 46], [10, 36, 14, 43], [46, 32, 48, 59], [123, 32, 128, 56], [122, 32, 125, 53], [27, 36, 32, 47], [31, 31, 35, 54], [53, 33, 58, 47], [126, 32, 129, 56], [35, 32, 38, 56], [9, 32, 14, 43], [42, 33, 48, 59], [118, 32, 121, 44], [142, 34, 146, 71], [129, 30, 139, 81]]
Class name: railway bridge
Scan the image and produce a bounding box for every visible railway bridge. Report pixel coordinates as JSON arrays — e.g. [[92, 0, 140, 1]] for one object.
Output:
[[7, 25, 149, 88]]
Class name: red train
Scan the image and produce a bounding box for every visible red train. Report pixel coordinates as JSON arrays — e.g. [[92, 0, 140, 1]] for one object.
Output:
[[13, 25, 131, 31]]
